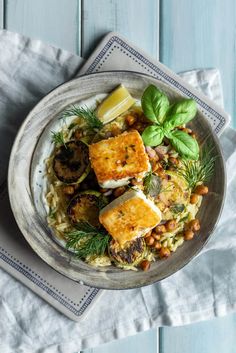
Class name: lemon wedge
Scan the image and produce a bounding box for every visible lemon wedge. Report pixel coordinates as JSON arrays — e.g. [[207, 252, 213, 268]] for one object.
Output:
[[96, 85, 135, 124]]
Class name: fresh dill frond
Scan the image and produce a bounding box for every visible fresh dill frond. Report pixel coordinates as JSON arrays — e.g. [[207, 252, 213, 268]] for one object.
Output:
[[65, 221, 110, 259], [51, 130, 66, 147], [178, 142, 217, 189], [61, 105, 103, 130]]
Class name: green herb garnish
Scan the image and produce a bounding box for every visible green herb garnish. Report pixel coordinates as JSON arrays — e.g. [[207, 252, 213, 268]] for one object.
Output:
[[170, 204, 185, 214], [141, 85, 199, 160], [144, 171, 161, 197], [68, 122, 77, 130], [65, 221, 110, 259], [48, 207, 56, 219], [179, 214, 189, 223], [178, 142, 217, 189], [141, 84, 169, 124], [51, 131, 66, 147], [61, 105, 103, 130]]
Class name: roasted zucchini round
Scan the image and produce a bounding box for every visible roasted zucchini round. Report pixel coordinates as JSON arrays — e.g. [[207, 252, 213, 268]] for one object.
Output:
[[67, 190, 101, 227], [109, 237, 146, 266], [53, 140, 90, 184]]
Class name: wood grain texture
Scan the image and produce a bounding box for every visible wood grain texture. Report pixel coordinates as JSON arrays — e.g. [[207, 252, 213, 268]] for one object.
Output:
[[5, 0, 81, 54], [160, 1, 236, 351], [82, 329, 158, 353], [81, 0, 159, 59], [160, 0, 236, 125], [0, 0, 4, 28], [159, 314, 236, 353]]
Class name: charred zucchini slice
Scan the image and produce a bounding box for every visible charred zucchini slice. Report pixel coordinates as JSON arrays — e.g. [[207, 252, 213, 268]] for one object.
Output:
[[53, 140, 90, 184], [109, 237, 146, 266], [67, 191, 102, 227]]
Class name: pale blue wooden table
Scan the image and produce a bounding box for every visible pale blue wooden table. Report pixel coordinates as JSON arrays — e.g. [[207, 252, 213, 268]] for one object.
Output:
[[1, 0, 235, 352]]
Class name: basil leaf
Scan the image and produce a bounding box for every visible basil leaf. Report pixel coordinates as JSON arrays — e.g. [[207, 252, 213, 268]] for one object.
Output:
[[141, 85, 169, 124], [167, 130, 199, 160], [142, 126, 164, 147], [144, 173, 161, 198], [164, 99, 197, 131]]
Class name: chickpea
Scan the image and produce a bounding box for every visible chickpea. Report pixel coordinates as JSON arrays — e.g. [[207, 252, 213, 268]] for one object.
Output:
[[113, 186, 126, 198], [74, 129, 83, 140], [154, 241, 161, 249], [188, 219, 201, 232], [111, 125, 121, 137], [169, 157, 179, 166], [125, 114, 137, 126], [152, 233, 161, 240], [156, 167, 166, 179], [190, 193, 199, 204], [183, 127, 192, 134], [140, 260, 150, 271], [155, 224, 166, 234], [184, 230, 194, 240], [144, 230, 152, 238], [194, 185, 209, 195], [159, 247, 171, 258], [145, 236, 155, 246], [165, 219, 177, 232], [62, 185, 75, 195]]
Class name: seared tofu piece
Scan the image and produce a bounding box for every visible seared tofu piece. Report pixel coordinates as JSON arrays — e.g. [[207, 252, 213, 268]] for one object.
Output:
[[99, 189, 162, 246], [89, 130, 149, 188]]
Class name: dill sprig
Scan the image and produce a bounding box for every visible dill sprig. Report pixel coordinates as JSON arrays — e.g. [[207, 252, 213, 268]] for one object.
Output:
[[65, 221, 110, 259], [51, 131, 66, 147], [178, 142, 217, 189], [61, 105, 103, 130]]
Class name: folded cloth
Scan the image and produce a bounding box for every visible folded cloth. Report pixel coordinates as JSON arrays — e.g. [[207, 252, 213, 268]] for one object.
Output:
[[0, 30, 236, 353]]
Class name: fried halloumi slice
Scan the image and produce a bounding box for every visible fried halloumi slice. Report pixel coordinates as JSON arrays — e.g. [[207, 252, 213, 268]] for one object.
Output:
[[89, 130, 149, 188], [99, 189, 162, 246]]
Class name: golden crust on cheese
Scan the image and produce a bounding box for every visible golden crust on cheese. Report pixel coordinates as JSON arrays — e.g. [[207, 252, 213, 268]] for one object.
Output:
[[99, 190, 162, 246], [89, 130, 149, 184]]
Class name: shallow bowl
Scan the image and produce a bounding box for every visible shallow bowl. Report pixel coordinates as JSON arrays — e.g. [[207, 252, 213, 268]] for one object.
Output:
[[8, 71, 226, 289]]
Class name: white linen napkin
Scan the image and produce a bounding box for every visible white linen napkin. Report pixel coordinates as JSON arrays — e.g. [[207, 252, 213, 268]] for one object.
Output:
[[0, 30, 236, 353]]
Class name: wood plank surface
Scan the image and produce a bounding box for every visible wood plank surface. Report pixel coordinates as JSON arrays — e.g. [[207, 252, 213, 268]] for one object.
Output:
[[159, 314, 236, 353], [160, 0, 236, 125], [82, 329, 158, 353], [2, 1, 236, 353], [160, 0, 236, 351], [81, 0, 159, 59], [4, 0, 81, 54]]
